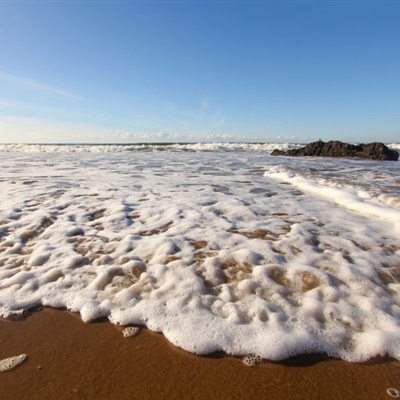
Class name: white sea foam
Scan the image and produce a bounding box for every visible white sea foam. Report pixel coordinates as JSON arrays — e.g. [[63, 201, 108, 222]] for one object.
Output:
[[0, 142, 302, 154], [0, 149, 400, 362], [122, 327, 140, 338], [265, 165, 400, 232], [388, 143, 400, 152], [0, 354, 27, 372]]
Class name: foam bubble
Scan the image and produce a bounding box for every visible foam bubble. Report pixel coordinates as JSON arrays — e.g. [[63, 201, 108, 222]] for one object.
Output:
[[242, 354, 263, 367], [122, 327, 140, 338], [0, 354, 27, 372], [387, 388, 400, 398]]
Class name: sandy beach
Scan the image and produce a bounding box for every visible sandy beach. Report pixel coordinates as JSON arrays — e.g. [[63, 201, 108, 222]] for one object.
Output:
[[0, 308, 399, 400]]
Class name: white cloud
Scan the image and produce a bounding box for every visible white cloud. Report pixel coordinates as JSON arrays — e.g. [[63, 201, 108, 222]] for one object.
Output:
[[275, 134, 299, 141], [0, 98, 66, 114], [114, 131, 185, 142], [201, 98, 209, 110], [113, 130, 273, 143], [0, 116, 111, 143], [0, 70, 76, 98], [0, 115, 297, 144]]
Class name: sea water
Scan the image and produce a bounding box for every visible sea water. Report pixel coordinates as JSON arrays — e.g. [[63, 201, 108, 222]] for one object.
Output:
[[0, 143, 399, 362]]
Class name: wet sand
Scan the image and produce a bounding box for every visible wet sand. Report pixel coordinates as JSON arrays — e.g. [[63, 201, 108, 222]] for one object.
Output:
[[1, 308, 399, 400]]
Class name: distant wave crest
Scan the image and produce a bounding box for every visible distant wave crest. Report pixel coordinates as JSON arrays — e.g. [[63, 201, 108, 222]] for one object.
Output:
[[0, 142, 303, 154], [1, 142, 398, 154]]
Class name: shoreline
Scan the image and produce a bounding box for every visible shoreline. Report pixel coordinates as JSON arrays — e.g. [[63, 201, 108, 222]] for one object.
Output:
[[1, 308, 399, 400]]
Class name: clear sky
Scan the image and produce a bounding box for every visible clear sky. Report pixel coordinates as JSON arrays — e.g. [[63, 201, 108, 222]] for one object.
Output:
[[0, 0, 399, 144]]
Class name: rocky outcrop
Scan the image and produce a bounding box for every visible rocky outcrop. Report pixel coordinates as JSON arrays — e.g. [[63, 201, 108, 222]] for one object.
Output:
[[271, 140, 399, 161]]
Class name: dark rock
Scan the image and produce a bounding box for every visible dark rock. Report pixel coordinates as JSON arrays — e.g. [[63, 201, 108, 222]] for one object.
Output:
[[271, 140, 399, 161], [271, 149, 287, 156]]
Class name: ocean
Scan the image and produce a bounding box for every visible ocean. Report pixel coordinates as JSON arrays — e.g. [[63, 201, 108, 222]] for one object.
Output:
[[0, 142, 399, 362]]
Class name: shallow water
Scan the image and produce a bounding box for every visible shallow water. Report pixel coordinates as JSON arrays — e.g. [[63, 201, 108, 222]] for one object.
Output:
[[0, 146, 400, 361]]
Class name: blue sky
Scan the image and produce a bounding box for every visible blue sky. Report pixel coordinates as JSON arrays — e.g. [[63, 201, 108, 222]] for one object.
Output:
[[0, 1, 399, 144]]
